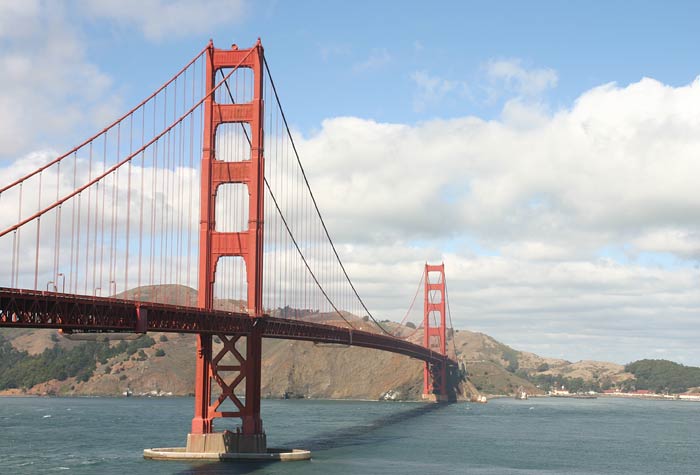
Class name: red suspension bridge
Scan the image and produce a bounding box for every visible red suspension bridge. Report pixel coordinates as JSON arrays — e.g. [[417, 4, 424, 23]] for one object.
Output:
[[0, 40, 459, 457]]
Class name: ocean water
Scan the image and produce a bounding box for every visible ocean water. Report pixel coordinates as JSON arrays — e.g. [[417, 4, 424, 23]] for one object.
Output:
[[0, 396, 698, 474]]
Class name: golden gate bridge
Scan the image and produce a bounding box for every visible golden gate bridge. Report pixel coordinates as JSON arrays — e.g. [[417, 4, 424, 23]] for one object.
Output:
[[0, 40, 459, 460]]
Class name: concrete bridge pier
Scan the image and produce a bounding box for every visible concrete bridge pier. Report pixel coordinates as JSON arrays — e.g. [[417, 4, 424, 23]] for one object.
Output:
[[185, 431, 267, 454], [145, 415, 310, 462], [422, 360, 459, 402]]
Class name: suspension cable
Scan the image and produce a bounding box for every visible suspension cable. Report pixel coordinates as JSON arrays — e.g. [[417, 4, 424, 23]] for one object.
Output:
[[444, 275, 459, 359], [0, 44, 210, 195], [217, 69, 355, 329], [263, 57, 391, 336], [264, 177, 355, 329], [0, 48, 254, 239], [393, 269, 425, 337]]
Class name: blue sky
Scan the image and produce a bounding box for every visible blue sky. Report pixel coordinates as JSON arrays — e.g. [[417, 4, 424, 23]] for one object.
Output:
[[5, 1, 700, 151], [80, 1, 700, 133], [1, 0, 699, 366]]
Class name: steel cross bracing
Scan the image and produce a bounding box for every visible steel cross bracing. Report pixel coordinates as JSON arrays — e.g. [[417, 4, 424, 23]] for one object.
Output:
[[0, 39, 458, 444]]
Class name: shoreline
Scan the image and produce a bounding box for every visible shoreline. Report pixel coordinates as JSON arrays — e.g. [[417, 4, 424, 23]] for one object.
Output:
[[598, 393, 700, 402], [3, 392, 700, 403], [0, 393, 427, 403]]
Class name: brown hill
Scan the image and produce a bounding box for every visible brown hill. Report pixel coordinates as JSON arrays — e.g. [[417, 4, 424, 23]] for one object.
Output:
[[0, 326, 616, 400], [0, 285, 632, 399]]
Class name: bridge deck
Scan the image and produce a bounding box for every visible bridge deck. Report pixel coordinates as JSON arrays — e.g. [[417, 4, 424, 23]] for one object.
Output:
[[0, 288, 453, 366]]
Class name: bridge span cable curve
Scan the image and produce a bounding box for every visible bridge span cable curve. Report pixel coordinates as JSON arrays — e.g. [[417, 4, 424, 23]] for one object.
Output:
[[0, 48, 257, 301], [392, 269, 425, 339], [263, 177, 356, 329], [444, 275, 459, 360], [397, 269, 424, 328], [0, 48, 255, 240], [216, 69, 356, 330], [0, 44, 210, 197], [262, 57, 392, 336]]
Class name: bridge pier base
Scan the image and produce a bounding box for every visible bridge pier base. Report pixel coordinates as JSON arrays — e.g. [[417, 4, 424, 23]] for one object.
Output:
[[143, 446, 311, 462], [421, 393, 452, 403], [186, 431, 267, 454], [145, 430, 310, 462]]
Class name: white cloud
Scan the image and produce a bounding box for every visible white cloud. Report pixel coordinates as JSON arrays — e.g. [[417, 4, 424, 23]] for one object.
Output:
[[293, 75, 700, 364], [632, 229, 700, 259], [445, 251, 698, 343], [301, 77, 700, 249], [500, 99, 551, 129], [0, 0, 41, 39], [410, 71, 469, 112], [0, 150, 201, 296], [485, 58, 558, 96], [81, 0, 247, 41], [0, 1, 120, 159]]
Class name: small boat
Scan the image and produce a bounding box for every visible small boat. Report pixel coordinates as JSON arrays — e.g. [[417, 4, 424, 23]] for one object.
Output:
[[515, 386, 528, 400]]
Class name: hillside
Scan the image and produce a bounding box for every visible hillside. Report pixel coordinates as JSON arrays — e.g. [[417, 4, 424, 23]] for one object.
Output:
[[0, 325, 633, 400], [625, 359, 700, 393], [0, 286, 640, 400]]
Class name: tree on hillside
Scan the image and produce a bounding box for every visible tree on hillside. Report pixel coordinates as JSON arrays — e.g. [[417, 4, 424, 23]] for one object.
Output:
[[625, 359, 700, 394]]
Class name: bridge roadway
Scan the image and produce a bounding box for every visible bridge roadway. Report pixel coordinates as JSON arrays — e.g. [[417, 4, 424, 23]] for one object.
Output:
[[0, 287, 454, 366]]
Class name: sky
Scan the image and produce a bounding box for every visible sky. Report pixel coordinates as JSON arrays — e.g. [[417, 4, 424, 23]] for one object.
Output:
[[1, 0, 699, 365]]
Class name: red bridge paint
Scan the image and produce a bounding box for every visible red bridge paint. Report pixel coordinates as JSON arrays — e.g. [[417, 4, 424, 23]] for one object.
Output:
[[0, 287, 451, 364], [423, 263, 449, 398], [0, 40, 457, 444], [194, 40, 266, 437]]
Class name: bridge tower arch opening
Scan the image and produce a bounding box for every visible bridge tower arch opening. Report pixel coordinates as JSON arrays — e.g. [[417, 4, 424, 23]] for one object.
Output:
[[190, 39, 266, 453]]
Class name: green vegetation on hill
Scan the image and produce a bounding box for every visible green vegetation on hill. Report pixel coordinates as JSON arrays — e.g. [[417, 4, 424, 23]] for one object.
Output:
[[0, 334, 155, 390], [625, 359, 700, 393], [501, 347, 519, 373]]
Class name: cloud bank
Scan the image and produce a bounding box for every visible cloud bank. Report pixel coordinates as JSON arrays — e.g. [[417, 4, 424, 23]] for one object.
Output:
[[0, 1, 119, 158], [295, 75, 700, 364], [81, 0, 246, 41]]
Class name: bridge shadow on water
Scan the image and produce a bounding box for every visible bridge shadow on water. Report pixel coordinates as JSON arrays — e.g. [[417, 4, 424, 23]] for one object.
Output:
[[173, 402, 452, 475]]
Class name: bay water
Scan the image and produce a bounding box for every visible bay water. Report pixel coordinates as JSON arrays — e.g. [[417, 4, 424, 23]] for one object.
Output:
[[0, 396, 698, 474]]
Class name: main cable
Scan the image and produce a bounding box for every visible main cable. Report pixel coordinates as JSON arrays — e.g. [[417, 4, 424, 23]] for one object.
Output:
[[264, 177, 356, 329], [444, 275, 459, 360], [393, 269, 425, 337], [263, 57, 391, 336], [217, 69, 355, 329]]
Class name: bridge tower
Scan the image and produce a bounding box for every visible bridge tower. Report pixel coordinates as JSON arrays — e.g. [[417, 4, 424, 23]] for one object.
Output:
[[422, 263, 450, 401], [189, 40, 267, 453]]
